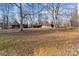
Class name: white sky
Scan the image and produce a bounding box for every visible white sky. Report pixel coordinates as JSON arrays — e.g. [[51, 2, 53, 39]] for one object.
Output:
[[0, 0, 78, 3]]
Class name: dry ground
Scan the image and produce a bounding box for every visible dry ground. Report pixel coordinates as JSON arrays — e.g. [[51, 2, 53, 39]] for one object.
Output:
[[0, 28, 79, 56]]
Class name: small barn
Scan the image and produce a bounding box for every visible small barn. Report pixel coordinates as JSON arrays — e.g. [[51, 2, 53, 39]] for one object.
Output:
[[11, 21, 20, 29]]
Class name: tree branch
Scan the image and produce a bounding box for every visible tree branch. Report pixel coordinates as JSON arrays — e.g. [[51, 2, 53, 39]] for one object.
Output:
[[14, 3, 20, 8]]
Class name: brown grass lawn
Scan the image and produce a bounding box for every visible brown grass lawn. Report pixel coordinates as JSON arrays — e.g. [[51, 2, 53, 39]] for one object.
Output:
[[0, 28, 79, 56]]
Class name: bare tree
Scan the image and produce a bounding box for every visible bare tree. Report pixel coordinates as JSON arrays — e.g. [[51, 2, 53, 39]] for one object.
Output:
[[14, 3, 36, 31], [13, 3, 24, 31], [5, 3, 10, 29], [41, 3, 72, 28], [70, 9, 78, 28], [0, 7, 6, 29], [0, 3, 10, 29]]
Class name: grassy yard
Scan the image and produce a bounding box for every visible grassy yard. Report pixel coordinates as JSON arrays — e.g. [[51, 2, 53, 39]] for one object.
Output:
[[0, 28, 79, 56]]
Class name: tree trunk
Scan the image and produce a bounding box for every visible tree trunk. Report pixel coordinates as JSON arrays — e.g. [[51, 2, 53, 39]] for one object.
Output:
[[53, 15, 56, 29], [20, 3, 23, 31], [6, 16, 9, 29]]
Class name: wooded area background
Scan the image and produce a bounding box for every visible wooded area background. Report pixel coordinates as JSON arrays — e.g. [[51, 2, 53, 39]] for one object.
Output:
[[0, 3, 78, 31]]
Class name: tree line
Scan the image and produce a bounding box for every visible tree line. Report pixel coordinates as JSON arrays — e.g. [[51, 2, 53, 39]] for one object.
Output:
[[0, 3, 78, 31]]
